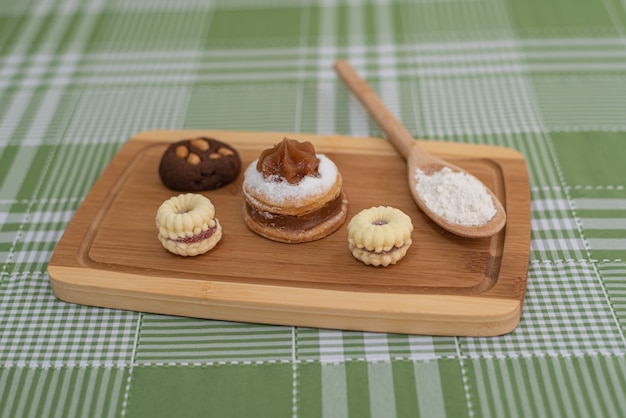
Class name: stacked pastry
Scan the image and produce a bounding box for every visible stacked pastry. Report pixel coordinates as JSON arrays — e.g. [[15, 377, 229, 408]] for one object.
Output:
[[242, 137, 348, 243]]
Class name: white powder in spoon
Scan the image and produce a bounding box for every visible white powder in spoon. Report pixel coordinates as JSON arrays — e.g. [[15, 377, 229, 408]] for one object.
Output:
[[414, 167, 496, 226]]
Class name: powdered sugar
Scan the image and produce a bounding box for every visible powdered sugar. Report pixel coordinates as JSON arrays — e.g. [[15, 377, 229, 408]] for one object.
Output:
[[243, 154, 338, 206], [414, 167, 496, 226]]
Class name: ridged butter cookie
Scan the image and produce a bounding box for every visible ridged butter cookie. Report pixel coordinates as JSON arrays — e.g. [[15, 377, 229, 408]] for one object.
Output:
[[348, 206, 413, 267], [156, 193, 222, 256]]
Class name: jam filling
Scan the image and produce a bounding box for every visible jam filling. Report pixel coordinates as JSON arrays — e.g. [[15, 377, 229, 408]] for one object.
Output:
[[366, 244, 404, 255], [256, 138, 320, 184], [173, 225, 217, 244], [245, 193, 344, 231]]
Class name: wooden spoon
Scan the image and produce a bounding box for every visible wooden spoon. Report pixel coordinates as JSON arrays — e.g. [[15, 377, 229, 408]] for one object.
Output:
[[334, 60, 506, 238]]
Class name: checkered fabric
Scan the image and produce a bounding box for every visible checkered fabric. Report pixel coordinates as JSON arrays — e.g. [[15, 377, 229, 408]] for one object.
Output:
[[1, 0, 626, 417]]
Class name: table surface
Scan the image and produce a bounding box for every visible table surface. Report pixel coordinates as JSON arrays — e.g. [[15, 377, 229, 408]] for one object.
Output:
[[1, 0, 625, 417]]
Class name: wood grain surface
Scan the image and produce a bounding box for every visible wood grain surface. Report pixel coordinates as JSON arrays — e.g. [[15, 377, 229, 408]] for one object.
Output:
[[48, 130, 531, 336]]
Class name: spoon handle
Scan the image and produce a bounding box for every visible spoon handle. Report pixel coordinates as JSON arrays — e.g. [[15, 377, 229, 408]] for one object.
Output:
[[334, 60, 417, 160]]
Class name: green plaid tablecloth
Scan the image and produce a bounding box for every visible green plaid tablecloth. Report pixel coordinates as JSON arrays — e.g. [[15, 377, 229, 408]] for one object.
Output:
[[2, 0, 626, 417]]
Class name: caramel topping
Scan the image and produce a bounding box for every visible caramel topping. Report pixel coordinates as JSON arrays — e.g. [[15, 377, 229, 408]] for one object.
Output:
[[256, 138, 320, 184]]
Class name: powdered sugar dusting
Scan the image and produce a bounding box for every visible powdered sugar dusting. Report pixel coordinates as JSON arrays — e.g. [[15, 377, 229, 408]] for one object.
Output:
[[244, 154, 338, 206], [414, 167, 496, 226]]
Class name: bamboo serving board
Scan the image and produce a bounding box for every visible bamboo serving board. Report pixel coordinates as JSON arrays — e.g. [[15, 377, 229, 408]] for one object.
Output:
[[48, 130, 531, 336]]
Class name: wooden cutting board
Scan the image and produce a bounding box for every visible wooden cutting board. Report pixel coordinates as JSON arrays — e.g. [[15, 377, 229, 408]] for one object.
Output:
[[48, 130, 531, 336]]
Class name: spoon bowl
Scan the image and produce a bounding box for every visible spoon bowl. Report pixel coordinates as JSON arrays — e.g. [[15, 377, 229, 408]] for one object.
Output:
[[406, 148, 506, 238], [333, 60, 506, 238]]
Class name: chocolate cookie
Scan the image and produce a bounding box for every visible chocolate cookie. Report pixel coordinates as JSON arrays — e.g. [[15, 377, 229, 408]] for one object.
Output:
[[159, 137, 241, 191]]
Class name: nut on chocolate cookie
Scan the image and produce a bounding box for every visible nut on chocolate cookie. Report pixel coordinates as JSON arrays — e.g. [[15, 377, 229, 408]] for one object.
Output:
[[159, 137, 241, 191]]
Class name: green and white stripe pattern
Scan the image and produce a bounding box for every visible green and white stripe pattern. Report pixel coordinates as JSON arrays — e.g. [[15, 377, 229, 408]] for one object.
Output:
[[1, 0, 626, 416]]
